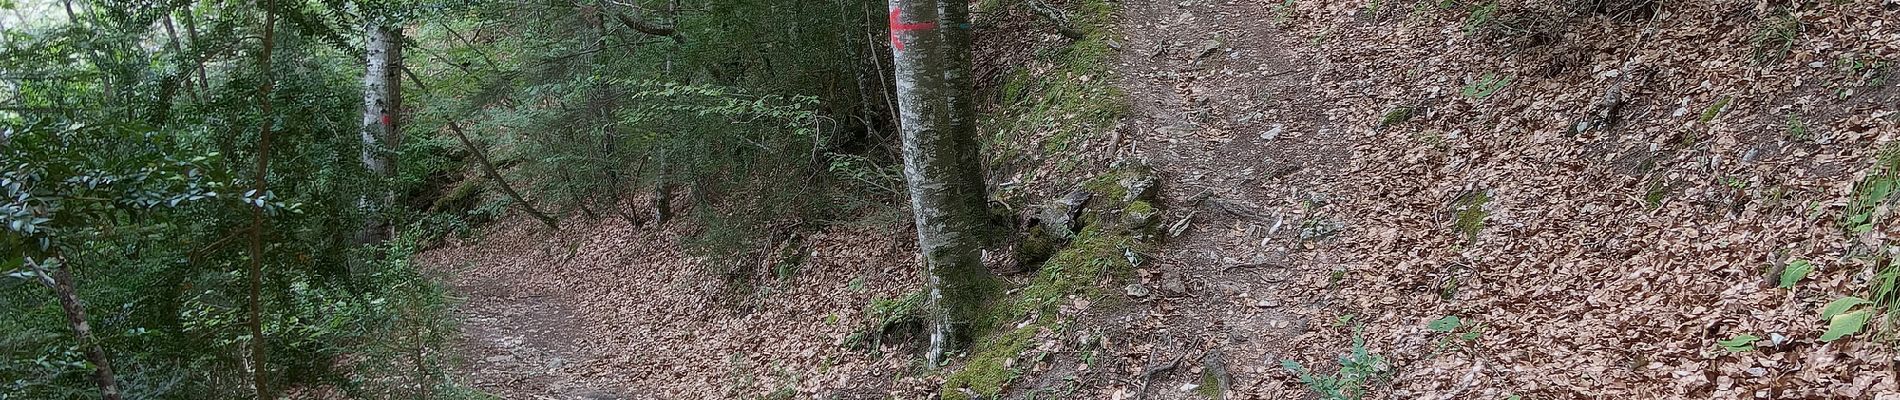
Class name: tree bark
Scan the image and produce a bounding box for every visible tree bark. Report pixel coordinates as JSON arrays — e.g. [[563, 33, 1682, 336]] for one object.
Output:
[[25, 257, 123, 400], [446, 121, 560, 229], [246, 0, 279, 396], [181, 8, 210, 95], [358, 23, 403, 244], [651, 149, 672, 225], [161, 15, 196, 102], [887, 0, 994, 366], [609, 10, 681, 42]]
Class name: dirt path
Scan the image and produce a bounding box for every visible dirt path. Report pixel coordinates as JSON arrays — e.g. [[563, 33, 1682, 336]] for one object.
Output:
[[420, 215, 934, 399], [426, 220, 641, 400], [1108, 0, 1362, 397]]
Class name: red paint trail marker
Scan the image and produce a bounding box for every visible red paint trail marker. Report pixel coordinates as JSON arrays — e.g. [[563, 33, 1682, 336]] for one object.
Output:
[[888, 9, 936, 51]]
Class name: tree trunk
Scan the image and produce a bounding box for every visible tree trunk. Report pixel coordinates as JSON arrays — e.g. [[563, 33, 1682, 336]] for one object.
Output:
[[651, 149, 672, 225], [446, 121, 560, 229], [25, 257, 123, 400], [358, 23, 402, 244], [887, 0, 994, 366], [161, 14, 196, 102], [181, 8, 210, 95], [246, 0, 279, 396]]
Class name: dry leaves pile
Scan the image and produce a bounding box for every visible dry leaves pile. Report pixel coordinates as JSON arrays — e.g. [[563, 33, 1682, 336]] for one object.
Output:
[[1237, 1, 1898, 398], [416, 213, 935, 399]]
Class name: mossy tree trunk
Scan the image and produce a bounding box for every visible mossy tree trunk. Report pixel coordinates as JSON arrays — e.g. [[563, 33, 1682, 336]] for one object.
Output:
[[358, 22, 402, 245], [888, 0, 996, 366]]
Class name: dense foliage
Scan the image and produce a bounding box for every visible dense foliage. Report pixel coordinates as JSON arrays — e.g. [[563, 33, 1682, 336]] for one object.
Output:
[[0, 0, 903, 397]]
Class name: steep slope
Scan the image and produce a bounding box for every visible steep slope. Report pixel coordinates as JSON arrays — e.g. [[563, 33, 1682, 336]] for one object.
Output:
[[1093, 0, 1900, 399], [425, 1, 1900, 399]]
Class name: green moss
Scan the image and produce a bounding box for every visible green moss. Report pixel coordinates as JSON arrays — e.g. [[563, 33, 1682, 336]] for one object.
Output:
[[940, 258, 1005, 346], [1015, 224, 1061, 268], [1121, 200, 1159, 233], [944, 2, 1136, 397], [1000, 69, 1033, 105], [430, 175, 487, 212], [1452, 191, 1490, 241], [1379, 106, 1415, 127], [939, 226, 1141, 399], [1008, 229, 1135, 322], [1125, 200, 1155, 214], [940, 324, 1039, 400], [983, 0, 1126, 163], [1124, 200, 1155, 218], [1081, 174, 1128, 204], [937, 236, 1135, 399], [871, 292, 925, 327], [1081, 164, 1156, 205], [1197, 368, 1224, 398]]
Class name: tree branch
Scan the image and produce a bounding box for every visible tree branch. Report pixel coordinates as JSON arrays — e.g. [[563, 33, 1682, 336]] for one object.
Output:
[[445, 121, 561, 230]]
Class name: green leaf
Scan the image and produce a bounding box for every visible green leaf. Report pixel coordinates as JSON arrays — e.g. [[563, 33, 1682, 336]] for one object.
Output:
[[1717, 334, 1760, 353], [1820, 310, 1873, 342], [1428, 315, 1461, 333], [1280, 359, 1307, 374], [1821, 296, 1872, 320], [1778, 260, 1813, 288]]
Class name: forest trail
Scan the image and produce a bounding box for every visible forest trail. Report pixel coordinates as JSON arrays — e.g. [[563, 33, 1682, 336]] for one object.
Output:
[[1105, 0, 1355, 397], [422, 1, 1900, 399], [420, 215, 934, 399]]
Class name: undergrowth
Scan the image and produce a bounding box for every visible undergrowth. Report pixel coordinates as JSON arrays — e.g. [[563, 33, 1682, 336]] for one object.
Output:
[[940, 226, 1141, 400], [1824, 146, 1900, 344], [983, 0, 1127, 195], [1281, 329, 1390, 400]]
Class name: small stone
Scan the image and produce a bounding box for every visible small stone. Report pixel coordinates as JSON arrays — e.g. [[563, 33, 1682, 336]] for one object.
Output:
[[1261, 124, 1285, 141], [1746, 367, 1768, 377], [1255, 299, 1279, 308], [484, 355, 515, 363], [1179, 383, 1199, 392], [578, 390, 623, 400], [1161, 273, 1188, 294], [1193, 39, 1222, 59], [1156, 124, 1196, 136], [1270, 320, 1289, 329], [1125, 284, 1152, 297]]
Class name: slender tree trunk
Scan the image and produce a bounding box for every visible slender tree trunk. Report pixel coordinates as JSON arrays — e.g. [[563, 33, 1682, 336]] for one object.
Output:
[[60, 0, 76, 24], [25, 257, 123, 400], [446, 121, 560, 229], [358, 23, 402, 244], [181, 8, 210, 95], [161, 14, 198, 102], [887, 0, 993, 366], [651, 149, 672, 225], [246, 0, 279, 396]]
